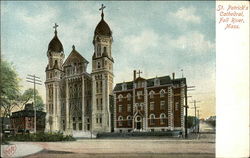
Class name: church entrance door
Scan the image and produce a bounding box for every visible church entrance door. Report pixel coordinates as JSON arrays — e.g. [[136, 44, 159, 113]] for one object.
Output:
[[135, 115, 143, 130], [136, 122, 141, 130]]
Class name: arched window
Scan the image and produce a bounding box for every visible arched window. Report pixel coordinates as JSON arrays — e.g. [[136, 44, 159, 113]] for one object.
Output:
[[127, 115, 132, 126], [118, 116, 123, 126], [127, 115, 132, 120], [97, 44, 101, 57], [149, 114, 155, 125], [127, 93, 131, 101], [97, 62, 101, 69], [160, 113, 167, 124], [96, 82, 99, 93], [160, 89, 166, 98], [118, 94, 123, 102], [149, 90, 155, 99]]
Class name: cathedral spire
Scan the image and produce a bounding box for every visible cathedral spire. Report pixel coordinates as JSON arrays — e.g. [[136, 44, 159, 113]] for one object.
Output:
[[99, 4, 106, 19]]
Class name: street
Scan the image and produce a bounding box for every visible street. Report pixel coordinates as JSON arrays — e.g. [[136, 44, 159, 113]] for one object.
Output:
[[24, 135, 215, 158]]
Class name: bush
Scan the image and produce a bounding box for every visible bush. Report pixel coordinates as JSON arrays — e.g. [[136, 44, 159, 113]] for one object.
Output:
[[5, 132, 75, 142]]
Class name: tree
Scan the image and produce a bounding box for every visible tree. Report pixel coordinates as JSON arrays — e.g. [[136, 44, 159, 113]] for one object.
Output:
[[0, 60, 20, 117], [19, 88, 45, 111]]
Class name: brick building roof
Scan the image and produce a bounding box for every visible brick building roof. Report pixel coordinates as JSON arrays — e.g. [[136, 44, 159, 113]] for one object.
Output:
[[114, 76, 186, 91]]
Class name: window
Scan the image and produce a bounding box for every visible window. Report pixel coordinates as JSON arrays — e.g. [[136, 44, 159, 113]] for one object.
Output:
[[127, 104, 131, 112], [100, 98, 103, 110], [96, 118, 98, 123], [118, 116, 123, 126], [96, 98, 99, 110], [127, 93, 131, 101], [118, 94, 123, 102], [73, 117, 76, 122], [100, 81, 103, 92], [175, 102, 179, 111], [149, 114, 155, 125], [154, 78, 160, 86], [122, 83, 127, 91], [119, 105, 123, 113], [97, 45, 101, 56], [160, 113, 167, 124], [160, 89, 165, 98], [73, 123, 76, 130], [160, 101, 165, 110], [97, 62, 101, 69], [127, 115, 132, 126], [100, 117, 102, 124], [96, 82, 98, 93], [103, 46, 107, 53], [79, 123, 82, 130], [149, 90, 155, 99], [78, 117, 82, 121], [137, 91, 142, 99], [150, 102, 154, 111]]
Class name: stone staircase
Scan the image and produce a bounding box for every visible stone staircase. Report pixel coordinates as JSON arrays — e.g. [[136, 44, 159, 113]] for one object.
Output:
[[72, 131, 96, 139]]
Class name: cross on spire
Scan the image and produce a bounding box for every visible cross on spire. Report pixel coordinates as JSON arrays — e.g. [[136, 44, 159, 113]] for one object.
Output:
[[137, 70, 143, 77], [99, 4, 106, 19], [53, 23, 59, 35]]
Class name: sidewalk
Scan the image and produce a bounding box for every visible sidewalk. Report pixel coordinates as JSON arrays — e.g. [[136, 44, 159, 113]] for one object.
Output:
[[1, 142, 43, 158]]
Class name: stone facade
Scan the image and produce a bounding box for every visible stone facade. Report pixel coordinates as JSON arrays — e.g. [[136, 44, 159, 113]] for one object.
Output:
[[45, 10, 113, 134]]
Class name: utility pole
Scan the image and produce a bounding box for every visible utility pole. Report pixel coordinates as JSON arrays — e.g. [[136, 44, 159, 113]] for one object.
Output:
[[197, 110, 200, 133], [26, 74, 42, 133], [190, 100, 200, 134]]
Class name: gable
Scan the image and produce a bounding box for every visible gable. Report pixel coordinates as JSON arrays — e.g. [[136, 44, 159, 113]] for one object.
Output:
[[63, 49, 89, 67]]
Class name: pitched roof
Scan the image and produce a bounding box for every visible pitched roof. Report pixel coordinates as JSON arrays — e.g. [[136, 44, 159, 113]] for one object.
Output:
[[63, 46, 89, 67]]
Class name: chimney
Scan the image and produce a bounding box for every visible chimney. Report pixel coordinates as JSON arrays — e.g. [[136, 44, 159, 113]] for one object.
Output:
[[133, 70, 136, 81], [172, 72, 175, 80]]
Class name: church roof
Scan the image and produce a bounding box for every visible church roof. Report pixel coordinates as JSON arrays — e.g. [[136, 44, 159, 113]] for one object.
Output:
[[48, 30, 64, 53], [94, 9, 112, 38], [63, 45, 89, 66], [94, 18, 112, 37]]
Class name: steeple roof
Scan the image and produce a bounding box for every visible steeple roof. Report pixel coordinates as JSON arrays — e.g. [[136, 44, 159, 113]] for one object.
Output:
[[48, 24, 64, 53], [94, 5, 112, 37]]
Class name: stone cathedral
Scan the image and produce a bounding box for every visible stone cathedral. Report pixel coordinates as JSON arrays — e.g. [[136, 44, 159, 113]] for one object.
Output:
[[45, 7, 114, 134]]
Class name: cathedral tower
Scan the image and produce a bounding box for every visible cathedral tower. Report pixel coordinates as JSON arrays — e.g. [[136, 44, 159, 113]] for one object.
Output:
[[45, 23, 64, 132], [91, 5, 114, 133]]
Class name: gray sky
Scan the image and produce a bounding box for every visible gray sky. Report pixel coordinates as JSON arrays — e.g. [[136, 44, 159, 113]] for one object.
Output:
[[1, 1, 215, 118]]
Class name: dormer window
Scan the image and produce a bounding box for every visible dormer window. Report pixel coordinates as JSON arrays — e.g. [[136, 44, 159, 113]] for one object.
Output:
[[122, 83, 127, 91], [154, 78, 160, 86]]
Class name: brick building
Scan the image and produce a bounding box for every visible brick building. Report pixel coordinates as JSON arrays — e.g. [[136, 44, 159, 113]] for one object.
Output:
[[113, 71, 186, 132], [10, 104, 46, 133]]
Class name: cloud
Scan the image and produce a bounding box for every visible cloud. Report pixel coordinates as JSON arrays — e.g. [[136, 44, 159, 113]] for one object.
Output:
[[170, 6, 201, 24], [122, 29, 160, 55], [168, 31, 215, 55], [16, 5, 60, 32]]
